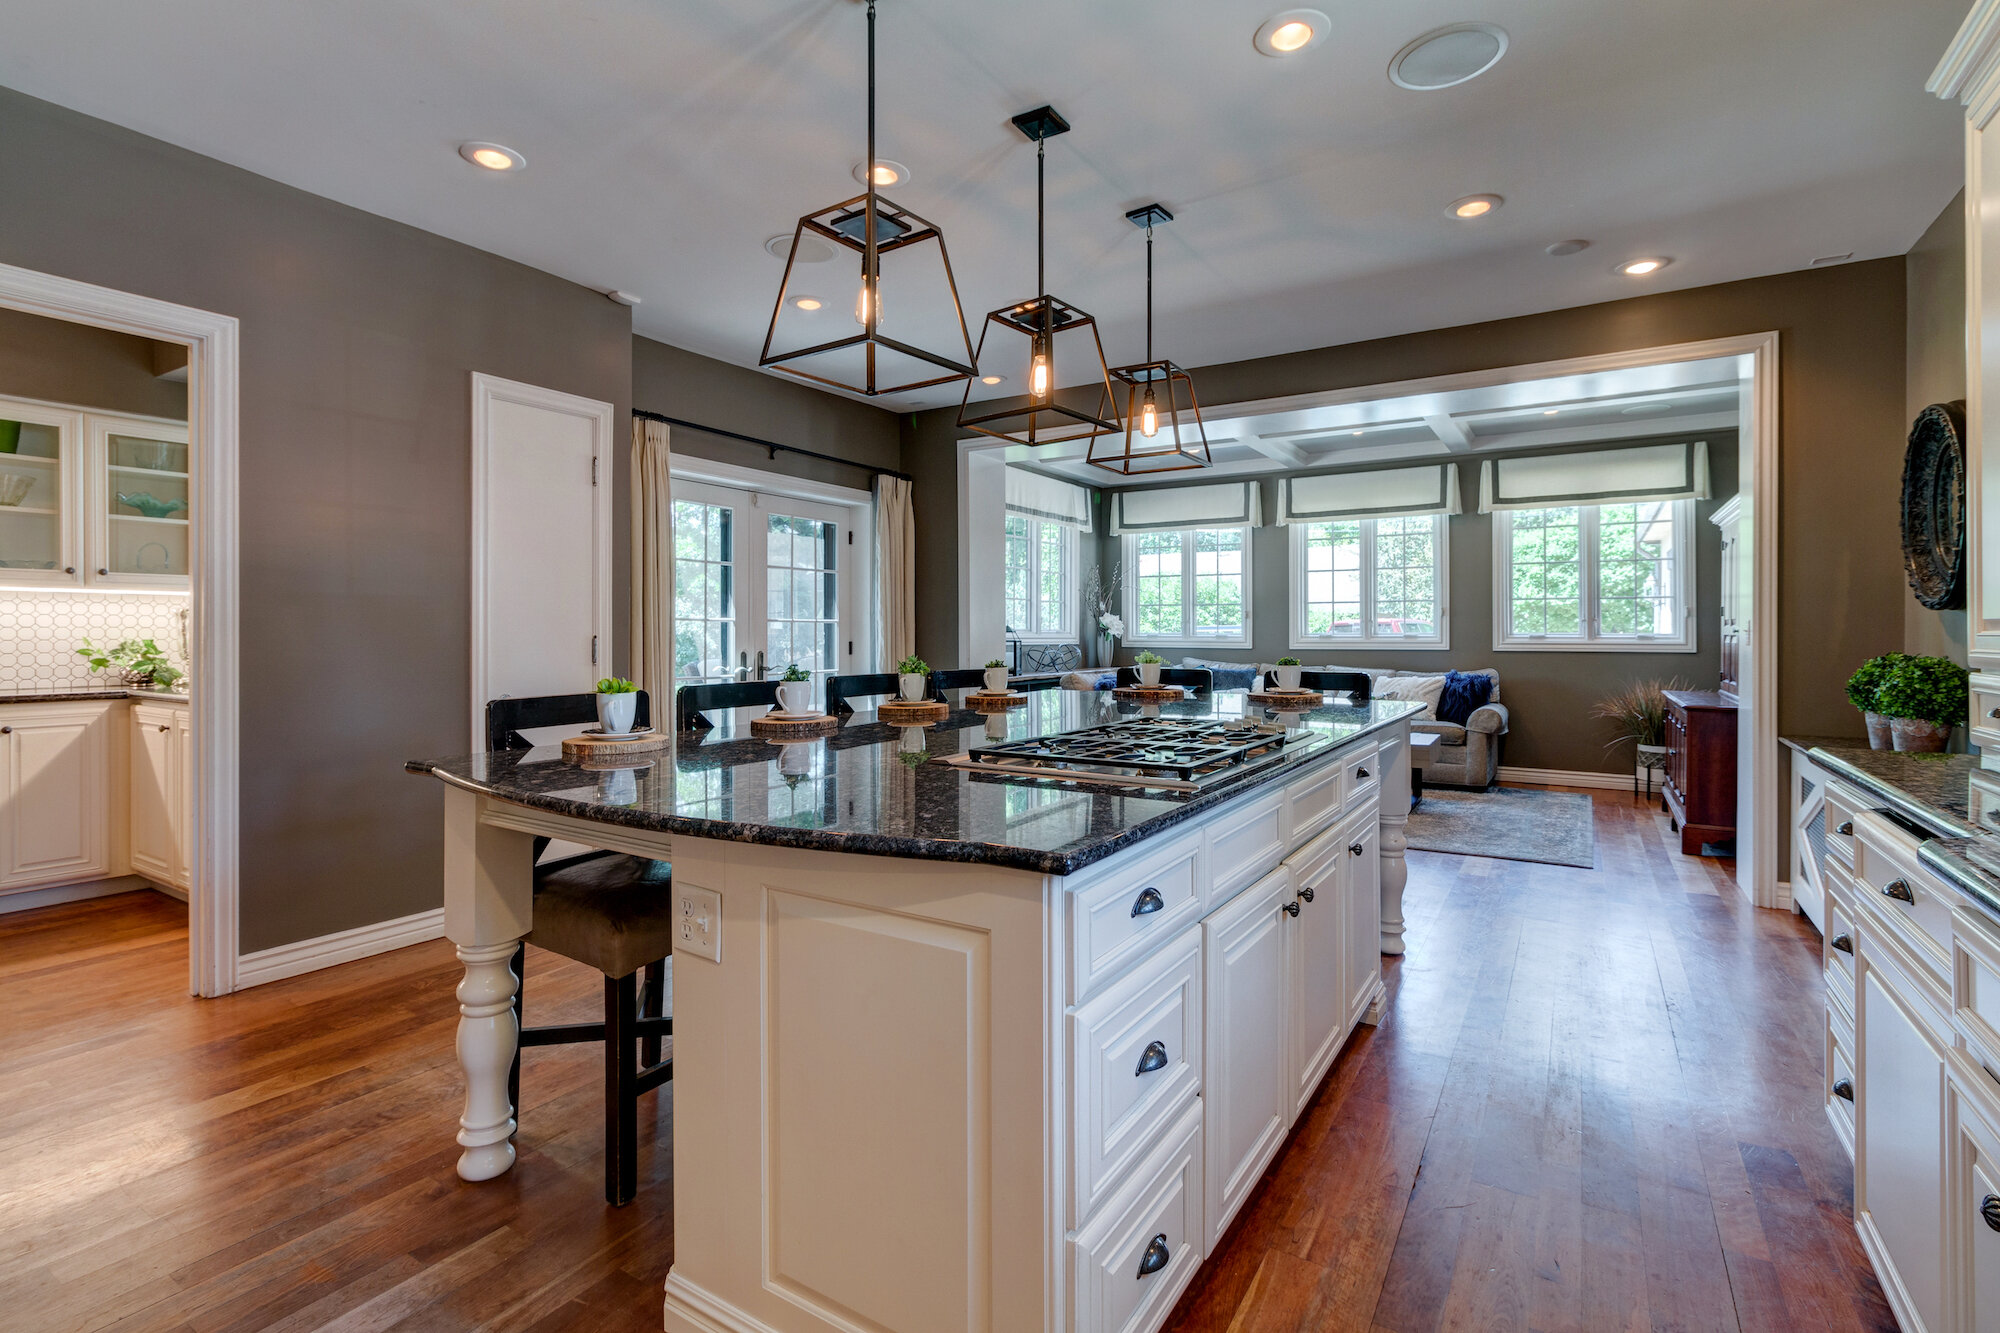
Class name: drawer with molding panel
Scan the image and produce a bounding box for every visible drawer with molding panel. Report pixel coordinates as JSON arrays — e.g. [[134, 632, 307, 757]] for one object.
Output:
[[1970, 670, 2000, 752]]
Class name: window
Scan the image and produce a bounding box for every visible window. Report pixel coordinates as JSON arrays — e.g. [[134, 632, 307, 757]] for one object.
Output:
[[673, 498, 735, 683], [1494, 500, 1693, 650], [1289, 513, 1447, 649], [1123, 526, 1251, 646], [1005, 515, 1074, 640]]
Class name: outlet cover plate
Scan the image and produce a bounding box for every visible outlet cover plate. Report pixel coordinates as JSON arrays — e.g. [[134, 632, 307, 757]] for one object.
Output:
[[675, 884, 722, 963]]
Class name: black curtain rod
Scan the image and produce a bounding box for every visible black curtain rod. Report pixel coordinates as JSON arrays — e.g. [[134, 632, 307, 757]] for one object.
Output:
[[633, 409, 911, 483]]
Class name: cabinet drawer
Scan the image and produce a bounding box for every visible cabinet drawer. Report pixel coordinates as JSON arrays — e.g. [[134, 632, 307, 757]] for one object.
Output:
[[1825, 887, 1856, 1017], [1285, 757, 1345, 848], [1342, 745, 1380, 811], [1826, 1006, 1856, 1160], [1070, 926, 1202, 1227], [1971, 672, 2000, 750], [1071, 1103, 1203, 1333], [1852, 814, 1955, 983], [1204, 786, 1286, 915], [1070, 833, 1202, 1003], [1824, 784, 1861, 867], [1957, 905, 2000, 1079]]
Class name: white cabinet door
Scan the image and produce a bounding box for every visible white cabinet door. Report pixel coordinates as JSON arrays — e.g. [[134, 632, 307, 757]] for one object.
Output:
[[1959, 1090, 2000, 1333], [0, 704, 110, 889], [86, 413, 190, 590], [1286, 832, 1347, 1120], [1342, 809, 1382, 1030], [1857, 959, 1947, 1333], [0, 397, 84, 589], [174, 706, 192, 890], [130, 703, 178, 885], [1202, 866, 1293, 1249]]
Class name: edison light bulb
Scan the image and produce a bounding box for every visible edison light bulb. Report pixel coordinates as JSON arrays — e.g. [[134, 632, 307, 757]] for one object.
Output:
[[1030, 351, 1050, 398], [1140, 388, 1159, 438], [853, 278, 876, 327]]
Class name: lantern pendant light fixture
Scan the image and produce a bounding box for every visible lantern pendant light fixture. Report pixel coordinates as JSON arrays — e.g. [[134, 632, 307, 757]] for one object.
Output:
[[759, 0, 976, 397], [956, 106, 1121, 446], [1089, 204, 1212, 475]]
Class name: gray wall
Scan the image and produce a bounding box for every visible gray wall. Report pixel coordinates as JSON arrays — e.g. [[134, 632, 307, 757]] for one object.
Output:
[[1905, 192, 1970, 664], [0, 304, 187, 420], [912, 259, 1909, 755], [0, 86, 634, 953], [1090, 433, 1737, 774]]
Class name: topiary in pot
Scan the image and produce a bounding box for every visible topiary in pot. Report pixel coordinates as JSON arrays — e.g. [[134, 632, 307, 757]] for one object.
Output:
[[1873, 654, 1968, 753], [1845, 652, 1909, 749]]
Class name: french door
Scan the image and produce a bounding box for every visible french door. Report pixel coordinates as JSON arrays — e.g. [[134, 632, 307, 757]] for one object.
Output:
[[672, 479, 859, 697]]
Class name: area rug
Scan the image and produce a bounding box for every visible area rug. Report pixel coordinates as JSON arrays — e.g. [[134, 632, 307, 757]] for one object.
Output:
[[1405, 786, 1597, 868]]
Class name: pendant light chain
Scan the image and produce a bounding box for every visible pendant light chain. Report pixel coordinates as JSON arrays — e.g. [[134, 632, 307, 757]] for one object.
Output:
[[1145, 221, 1154, 365]]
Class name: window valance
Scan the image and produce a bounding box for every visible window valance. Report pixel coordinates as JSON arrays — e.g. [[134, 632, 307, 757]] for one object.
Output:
[[1277, 463, 1462, 525], [1109, 480, 1261, 535], [1478, 441, 1709, 513], [1005, 468, 1093, 531]]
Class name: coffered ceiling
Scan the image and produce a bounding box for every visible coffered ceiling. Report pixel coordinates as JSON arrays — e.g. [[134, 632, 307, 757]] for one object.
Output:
[[0, 1, 1967, 414]]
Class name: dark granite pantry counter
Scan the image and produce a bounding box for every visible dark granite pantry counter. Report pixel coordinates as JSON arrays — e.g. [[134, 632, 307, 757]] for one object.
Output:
[[1803, 740, 2000, 925], [0, 686, 190, 704], [408, 691, 1424, 876]]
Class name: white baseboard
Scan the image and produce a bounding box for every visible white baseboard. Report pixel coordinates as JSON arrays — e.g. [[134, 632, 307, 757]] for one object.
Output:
[[0, 874, 159, 916], [236, 906, 446, 989], [1497, 765, 1641, 791]]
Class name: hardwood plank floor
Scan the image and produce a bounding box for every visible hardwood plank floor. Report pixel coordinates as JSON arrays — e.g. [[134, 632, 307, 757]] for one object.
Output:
[[0, 791, 1890, 1332]]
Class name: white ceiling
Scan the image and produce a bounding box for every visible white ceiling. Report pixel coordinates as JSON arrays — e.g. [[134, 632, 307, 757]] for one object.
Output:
[[0, 1, 1967, 414]]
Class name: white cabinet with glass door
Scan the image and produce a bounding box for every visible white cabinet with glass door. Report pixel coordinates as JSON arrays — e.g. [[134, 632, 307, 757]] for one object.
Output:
[[89, 414, 190, 589], [672, 477, 862, 706], [0, 397, 83, 586]]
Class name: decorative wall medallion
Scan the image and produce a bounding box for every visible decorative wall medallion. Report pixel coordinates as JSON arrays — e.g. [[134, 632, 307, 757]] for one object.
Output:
[[1901, 400, 1967, 610]]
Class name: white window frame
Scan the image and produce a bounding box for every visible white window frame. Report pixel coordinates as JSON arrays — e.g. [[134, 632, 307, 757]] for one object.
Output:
[[1287, 513, 1450, 652], [1492, 499, 1696, 652], [1121, 525, 1254, 648], [1004, 513, 1077, 643]]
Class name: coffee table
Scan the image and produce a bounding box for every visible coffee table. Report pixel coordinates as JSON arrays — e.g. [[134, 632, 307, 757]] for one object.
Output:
[[1408, 732, 1441, 808]]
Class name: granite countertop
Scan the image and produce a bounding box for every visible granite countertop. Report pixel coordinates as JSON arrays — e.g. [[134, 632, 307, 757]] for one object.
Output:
[[409, 691, 1425, 876], [0, 686, 190, 705], [1803, 743, 1979, 838]]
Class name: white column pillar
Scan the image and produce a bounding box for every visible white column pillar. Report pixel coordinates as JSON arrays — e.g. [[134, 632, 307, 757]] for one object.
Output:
[[442, 786, 535, 1181], [1378, 724, 1411, 955]]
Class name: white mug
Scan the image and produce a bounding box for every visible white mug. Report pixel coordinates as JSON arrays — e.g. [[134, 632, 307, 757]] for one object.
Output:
[[899, 672, 927, 702], [983, 666, 1009, 695], [777, 680, 813, 715]]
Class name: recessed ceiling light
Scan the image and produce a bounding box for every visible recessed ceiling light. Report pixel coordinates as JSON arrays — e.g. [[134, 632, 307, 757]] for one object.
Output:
[[1810, 252, 1853, 267], [792, 295, 823, 311], [1545, 239, 1591, 257], [1543, 409, 1559, 416], [766, 233, 835, 263], [1448, 194, 1503, 220], [458, 142, 524, 172], [1621, 403, 1670, 415], [1390, 23, 1508, 90], [852, 159, 910, 187], [606, 290, 642, 307], [980, 374, 1005, 385], [1254, 9, 1329, 56], [1351, 429, 1364, 436], [1617, 257, 1671, 276]]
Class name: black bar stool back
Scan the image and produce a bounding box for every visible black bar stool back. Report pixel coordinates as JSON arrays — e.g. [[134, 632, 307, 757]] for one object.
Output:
[[676, 680, 781, 730], [825, 672, 901, 716]]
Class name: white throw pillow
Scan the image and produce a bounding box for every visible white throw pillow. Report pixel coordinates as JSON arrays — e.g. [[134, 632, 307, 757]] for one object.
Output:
[[1373, 673, 1447, 719]]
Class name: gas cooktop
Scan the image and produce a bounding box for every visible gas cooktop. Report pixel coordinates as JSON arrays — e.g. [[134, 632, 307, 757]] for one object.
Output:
[[943, 715, 1328, 793]]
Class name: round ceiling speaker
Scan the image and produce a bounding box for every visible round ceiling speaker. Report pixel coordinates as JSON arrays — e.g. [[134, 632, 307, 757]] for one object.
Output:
[[765, 233, 835, 263], [1389, 23, 1508, 90], [1545, 239, 1590, 257]]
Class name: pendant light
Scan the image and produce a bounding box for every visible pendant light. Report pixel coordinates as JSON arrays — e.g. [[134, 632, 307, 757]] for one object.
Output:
[[1088, 204, 1212, 475], [759, 0, 976, 397], [956, 106, 1121, 446]]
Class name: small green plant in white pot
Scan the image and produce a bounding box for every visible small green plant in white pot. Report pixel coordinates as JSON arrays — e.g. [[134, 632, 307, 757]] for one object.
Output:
[[595, 677, 638, 734], [897, 655, 930, 702], [1875, 654, 1968, 753], [983, 658, 1008, 695], [1134, 650, 1165, 688], [1273, 656, 1303, 692], [776, 663, 813, 715]]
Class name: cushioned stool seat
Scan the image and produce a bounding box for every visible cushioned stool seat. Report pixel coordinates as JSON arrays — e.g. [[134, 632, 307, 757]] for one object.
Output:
[[529, 855, 676, 980]]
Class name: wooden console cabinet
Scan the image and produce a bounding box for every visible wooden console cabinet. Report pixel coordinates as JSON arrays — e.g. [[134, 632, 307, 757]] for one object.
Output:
[[1662, 689, 1738, 856]]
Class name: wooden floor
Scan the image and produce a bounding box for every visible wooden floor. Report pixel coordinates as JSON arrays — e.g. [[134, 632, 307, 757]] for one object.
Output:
[[0, 791, 1892, 1333]]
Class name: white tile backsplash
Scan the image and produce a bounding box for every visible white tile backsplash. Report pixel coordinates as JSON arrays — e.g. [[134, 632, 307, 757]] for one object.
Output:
[[0, 592, 191, 689]]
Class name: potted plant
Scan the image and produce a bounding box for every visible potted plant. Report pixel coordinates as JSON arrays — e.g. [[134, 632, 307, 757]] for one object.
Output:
[[1591, 678, 1682, 779], [595, 676, 639, 734], [1134, 649, 1165, 688], [1084, 561, 1124, 668], [1846, 652, 1909, 749], [1874, 655, 1968, 753], [897, 654, 929, 702], [75, 637, 185, 690], [1274, 656, 1303, 692], [776, 663, 813, 715], [983, 658, 1009, 696]]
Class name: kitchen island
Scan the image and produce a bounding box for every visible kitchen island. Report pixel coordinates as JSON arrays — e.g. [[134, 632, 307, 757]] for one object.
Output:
[[411, 690, 1420, 1333]]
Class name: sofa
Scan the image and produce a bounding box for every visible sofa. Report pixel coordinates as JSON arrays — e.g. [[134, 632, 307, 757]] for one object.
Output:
[[1324, 665, 1509, 788]]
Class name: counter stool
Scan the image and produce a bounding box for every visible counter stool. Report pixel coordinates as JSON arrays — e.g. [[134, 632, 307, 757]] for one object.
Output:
[[486, 695, 675, 1206]]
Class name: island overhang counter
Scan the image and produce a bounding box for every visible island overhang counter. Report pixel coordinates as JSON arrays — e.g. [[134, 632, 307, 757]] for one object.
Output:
[[410, 691, 1421, 1333]]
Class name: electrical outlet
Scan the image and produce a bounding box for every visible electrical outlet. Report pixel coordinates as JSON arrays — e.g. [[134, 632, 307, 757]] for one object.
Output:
[[675, 884, 722, 963]]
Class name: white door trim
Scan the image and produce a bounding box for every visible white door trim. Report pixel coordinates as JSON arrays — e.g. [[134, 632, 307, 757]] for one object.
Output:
[[468, 373, 615, 749], [0, 260, 242, 996]]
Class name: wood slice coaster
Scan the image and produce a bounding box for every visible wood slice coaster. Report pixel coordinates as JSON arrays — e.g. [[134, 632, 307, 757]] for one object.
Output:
[[1247, 690, 1326, 709], [965, 692, 1029, 711], [561, 729, 671, 758], [749, 713, 842, 739], [1112, 685, 1188, 703], [877, 699, 949, 725]]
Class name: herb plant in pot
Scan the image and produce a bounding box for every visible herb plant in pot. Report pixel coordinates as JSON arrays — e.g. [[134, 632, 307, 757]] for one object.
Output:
[[1591, 678, 1682, 780], [897, 655, 929, 703], [1134, 650, 1164, 688], [1274, 657, 1303, 692], [776, 663, 814, 715], [983, 658, 1008, 696], [1845, 652, 1908, 749], [76, 637, 184, 690], [1874, 655, 1967, 753], [595, 677, 639, 734]]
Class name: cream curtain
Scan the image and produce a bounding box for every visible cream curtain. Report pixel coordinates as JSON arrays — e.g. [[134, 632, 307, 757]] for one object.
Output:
[[629, 416, 674, 712], [875, 474, 915, 668]]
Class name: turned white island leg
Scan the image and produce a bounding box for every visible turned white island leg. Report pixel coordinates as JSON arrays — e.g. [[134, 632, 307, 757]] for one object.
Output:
[[1379, 726, 1411, 955], [441, 786, 535, 1182]]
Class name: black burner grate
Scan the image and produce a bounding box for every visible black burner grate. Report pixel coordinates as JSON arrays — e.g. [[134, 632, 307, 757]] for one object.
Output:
[[965, 716, 1295, 783]]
